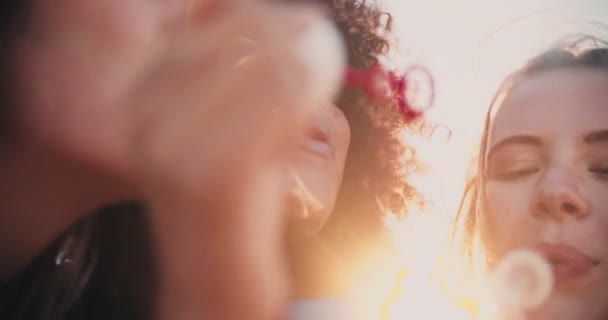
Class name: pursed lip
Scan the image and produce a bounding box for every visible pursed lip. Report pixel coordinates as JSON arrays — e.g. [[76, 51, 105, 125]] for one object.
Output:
[[300, 125, 333, 158], [534, 243, 599, 281]]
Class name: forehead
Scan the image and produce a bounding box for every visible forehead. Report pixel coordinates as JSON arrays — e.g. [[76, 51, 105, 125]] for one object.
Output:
[[489, 68, 608, 146]]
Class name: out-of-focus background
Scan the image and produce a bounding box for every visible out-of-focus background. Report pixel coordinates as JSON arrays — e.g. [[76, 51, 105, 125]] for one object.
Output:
[[362, 2, 608, 318], [381, 0, 608, 218]]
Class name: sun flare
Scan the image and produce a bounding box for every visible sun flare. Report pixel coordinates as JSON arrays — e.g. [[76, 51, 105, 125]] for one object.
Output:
[[367, 0, 608, 319]]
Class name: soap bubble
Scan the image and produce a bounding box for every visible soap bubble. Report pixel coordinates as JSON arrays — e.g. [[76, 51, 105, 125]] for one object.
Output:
[[490, 249, 553, 313]]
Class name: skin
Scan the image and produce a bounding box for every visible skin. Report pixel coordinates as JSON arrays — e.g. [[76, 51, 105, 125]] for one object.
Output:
[[0, 0, 349, 319], [293, 103, 351, 233], [482, 68, 608, 319]]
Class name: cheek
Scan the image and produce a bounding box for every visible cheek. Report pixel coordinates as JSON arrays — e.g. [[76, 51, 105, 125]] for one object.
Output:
[[581, 184, 608, 250], [483, 183, 537, 252], [25, 0, 167, 96], [13, 0, 173, 171], [14, 40, 135, 174], [588, 182, 608, 218]]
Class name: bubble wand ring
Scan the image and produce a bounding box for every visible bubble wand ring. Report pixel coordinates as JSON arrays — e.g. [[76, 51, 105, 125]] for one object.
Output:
[[344, 64, 435, 121], [288, 64, 434, 216]]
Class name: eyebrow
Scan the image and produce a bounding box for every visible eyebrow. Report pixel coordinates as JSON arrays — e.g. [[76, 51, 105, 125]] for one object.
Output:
[[487, 135, 542, 160], [584, 129, 608, 144]]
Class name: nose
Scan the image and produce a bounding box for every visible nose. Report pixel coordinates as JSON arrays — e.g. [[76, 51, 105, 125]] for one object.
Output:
[[531, 166, 589, 220]]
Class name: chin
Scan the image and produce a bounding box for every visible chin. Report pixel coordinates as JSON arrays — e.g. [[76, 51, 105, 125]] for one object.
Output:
[[300, 208, 332, 236], [287, 205, 332, 238]]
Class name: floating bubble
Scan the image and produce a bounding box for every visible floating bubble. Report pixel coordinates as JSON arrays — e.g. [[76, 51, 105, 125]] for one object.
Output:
[[401, 65, 435, 115], [490, 249, 553, 312]]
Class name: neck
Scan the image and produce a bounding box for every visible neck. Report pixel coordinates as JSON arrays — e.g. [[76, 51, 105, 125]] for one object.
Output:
[[287, 235, 349, 300], [0, 141, 132, 283]]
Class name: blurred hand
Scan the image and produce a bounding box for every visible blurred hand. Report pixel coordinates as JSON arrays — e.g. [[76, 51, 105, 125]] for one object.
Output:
[[126, 1, 345, 320]]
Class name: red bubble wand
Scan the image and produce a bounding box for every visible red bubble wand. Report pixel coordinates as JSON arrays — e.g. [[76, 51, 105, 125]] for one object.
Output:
[[344, 64, 435, 121]]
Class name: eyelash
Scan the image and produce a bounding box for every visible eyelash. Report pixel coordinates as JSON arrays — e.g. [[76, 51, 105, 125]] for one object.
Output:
[[490, 167, 540, 181], [589, 166, 608, 179], [490, 165, 608, 180]]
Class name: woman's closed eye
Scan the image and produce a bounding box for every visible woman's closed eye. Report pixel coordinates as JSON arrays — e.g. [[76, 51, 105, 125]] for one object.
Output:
[[488, 165, 540, 181], [487, 153, 542, 181], [589, 164, 608, 180], [486, 145, 544, 181]]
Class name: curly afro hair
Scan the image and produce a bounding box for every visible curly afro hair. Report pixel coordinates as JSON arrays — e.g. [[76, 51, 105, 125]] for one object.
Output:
[[286, 0, 422, 297]]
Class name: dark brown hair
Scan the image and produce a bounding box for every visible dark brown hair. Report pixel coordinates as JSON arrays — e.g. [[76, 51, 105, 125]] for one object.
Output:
[[0, 0, 29, 138]]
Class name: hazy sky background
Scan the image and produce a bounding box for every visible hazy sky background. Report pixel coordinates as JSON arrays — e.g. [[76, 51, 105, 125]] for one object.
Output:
[[383, 0, 608, 131], [356, 3, 608, 317]]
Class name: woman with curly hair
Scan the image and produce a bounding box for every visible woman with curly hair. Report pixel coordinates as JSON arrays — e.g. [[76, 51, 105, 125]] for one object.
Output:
[[0, 0, 419, 319], [287, 0, 418, 299]]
